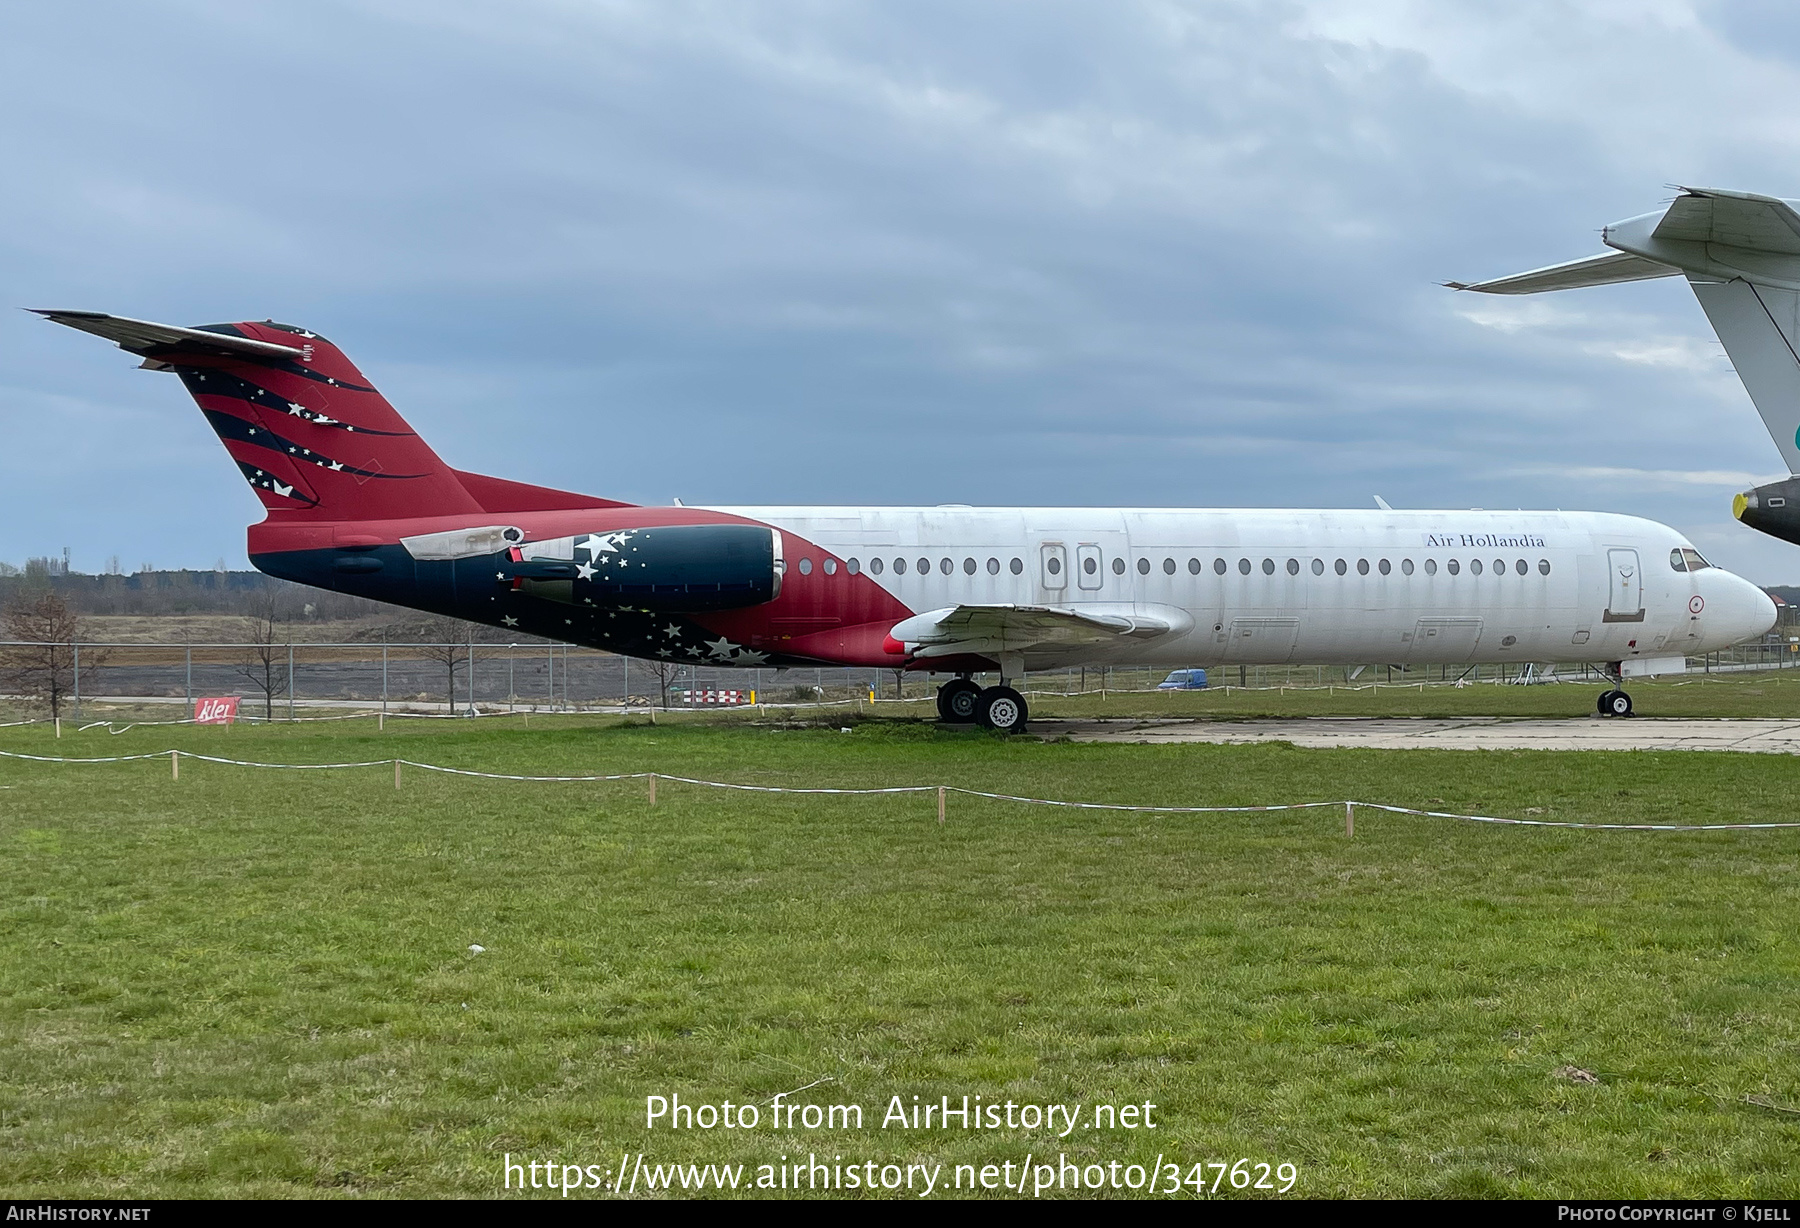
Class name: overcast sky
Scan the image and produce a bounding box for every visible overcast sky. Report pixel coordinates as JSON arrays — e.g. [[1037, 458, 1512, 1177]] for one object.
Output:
[[6, 1, 1800, 580]]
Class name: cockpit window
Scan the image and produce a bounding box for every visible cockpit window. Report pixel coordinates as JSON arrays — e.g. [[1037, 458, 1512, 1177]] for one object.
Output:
[[1670, 548, 1686, 572], [1681, 547, 1711, 571]]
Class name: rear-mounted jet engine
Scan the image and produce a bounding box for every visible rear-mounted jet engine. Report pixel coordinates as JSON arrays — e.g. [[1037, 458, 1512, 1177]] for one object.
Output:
[[498, 523, 782, 612]]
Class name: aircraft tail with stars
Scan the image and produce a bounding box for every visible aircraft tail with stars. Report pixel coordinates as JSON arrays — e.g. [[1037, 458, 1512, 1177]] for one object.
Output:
[[31, 310, 628, 523]]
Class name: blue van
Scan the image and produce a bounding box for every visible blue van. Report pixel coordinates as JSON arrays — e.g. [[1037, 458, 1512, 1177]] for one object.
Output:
[[1157, 668, 1208, 690]]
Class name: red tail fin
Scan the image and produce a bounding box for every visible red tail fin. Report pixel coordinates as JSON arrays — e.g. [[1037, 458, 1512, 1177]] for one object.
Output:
[[173, 321, 482, 520], [35, 311, 630, 522]]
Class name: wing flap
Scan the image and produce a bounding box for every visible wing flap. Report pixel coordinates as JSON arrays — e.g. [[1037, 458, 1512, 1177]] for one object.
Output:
[[892, 603, 1182, 657]]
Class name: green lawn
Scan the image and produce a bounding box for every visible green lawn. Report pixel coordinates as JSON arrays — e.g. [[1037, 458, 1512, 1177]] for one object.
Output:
[[2, 716, 1799, 1198]]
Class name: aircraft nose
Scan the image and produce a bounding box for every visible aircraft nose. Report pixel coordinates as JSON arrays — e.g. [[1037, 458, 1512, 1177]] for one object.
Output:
[[1700, 569, 1776, 647]]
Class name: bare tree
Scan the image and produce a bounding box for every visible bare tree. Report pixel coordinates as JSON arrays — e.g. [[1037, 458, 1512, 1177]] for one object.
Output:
[[1, 588, 103, 718], [234, 592, 291, 720], [418, 615, 470, 710]]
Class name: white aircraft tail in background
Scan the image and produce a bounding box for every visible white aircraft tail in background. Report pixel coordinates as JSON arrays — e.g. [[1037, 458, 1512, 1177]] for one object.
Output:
[[1451, 187, 1800, 546]]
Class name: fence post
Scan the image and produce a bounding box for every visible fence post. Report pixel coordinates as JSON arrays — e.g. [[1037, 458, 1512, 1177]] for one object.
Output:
[[648, 773, 657, 806], [287, 643, 295, 721], [1345, 800, 1354, 837], [171, 749, 179, 781], [394, 759, 401, 790], [938, 785, 946, 824], [73, 642, 80, 719], [54, 717, 60, 739]]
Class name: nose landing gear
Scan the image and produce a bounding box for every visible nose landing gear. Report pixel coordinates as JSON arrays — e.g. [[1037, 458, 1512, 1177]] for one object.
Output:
[[1595, 662, 1632, 717]]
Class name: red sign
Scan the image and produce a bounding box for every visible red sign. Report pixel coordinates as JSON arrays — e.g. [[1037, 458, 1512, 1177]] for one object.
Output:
[[194, 696, 240, 724]]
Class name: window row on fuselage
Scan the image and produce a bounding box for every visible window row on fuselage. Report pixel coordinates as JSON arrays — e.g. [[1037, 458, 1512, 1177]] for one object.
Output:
[[790, 552, 1557, 580]]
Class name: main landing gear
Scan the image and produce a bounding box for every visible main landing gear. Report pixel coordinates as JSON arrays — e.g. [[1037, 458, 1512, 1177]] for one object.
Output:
[[936, 675, 1029, 733], [1596, 661, 1632, 718]]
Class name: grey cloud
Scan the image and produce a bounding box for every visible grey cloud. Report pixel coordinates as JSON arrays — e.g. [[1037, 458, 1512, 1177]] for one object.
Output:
[[4, 1, 1800, 579]]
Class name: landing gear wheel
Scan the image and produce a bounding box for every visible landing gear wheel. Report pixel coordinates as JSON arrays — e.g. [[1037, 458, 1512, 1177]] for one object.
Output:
[[937, 678, 981, 723], [1597, 689, 1633, 718], [976, 686, 1028, 733]]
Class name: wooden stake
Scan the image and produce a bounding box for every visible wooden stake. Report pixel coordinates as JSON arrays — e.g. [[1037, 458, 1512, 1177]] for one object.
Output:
[[171, 749, 179, 780], [1345, 800, 1354, 837], [937, 785, 946, 824], [394, 759, 402, 789], [648, 773, 657, 806], [54, 717, 60, 739], [378, 711, 384, 731]]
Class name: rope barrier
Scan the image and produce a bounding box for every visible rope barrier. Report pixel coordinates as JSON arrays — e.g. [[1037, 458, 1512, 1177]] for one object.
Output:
[[1, 746, 1796, 830]]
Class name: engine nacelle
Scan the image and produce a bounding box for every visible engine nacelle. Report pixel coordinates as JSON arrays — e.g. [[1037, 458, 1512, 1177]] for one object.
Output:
[[1734, 478, 1800, 547], [504, 523, 782, 611]]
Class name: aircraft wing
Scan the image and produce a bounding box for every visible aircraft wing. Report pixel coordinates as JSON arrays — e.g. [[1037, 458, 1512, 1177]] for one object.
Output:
[[890, 603, 1184, 659], [1446, 250, 1678, 294]]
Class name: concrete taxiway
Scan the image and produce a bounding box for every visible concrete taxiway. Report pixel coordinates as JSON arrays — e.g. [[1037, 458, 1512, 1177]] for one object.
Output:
[[1037, 716, 1800, 753]]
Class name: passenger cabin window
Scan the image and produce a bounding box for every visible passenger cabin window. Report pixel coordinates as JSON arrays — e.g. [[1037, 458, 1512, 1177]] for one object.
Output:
[[1425, 559, 1437, 575], [1261, 558, 1275, 574], [1189, 558, 1202, 574], [1334, 559, 1347, 575], [987, 557, 1000, 574], [1311, 558, 1324, 575], [1356, 559, 1369, 575], [1114, 557, 1127, 575], [1447, 559, 1460, 575], [798, 558, 813, 575], [1470, 559, 1483, 575], [1378, 559, 1391, 575], [1515, 558, 1528, 575], [1164, 558, 1177, 574], [1286, 558, 1299, 575], [823, 558, 838, 575], [1238, 558, 1252, 575], [1214, 558, 1227, 574], [1401, 558, 1414, 575], [1539, 559, 1551, 575], [940, 558, 953, 575], [918, 557, 931, 575], [894, 557, 907, 574], [870, 557, 883, 575], [1010, 557, 1024, 574], [1138, 557, 1151, 575]]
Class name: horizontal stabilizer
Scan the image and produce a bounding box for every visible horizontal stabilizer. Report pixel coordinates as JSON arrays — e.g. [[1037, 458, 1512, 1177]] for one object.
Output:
[[31, 310, 308, 362], [1652, 187, 1800, 254], [1446, 250, 1678, 295]]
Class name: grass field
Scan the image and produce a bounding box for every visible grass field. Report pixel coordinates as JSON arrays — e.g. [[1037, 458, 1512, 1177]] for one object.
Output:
[[3, 714, 1800, 1198]]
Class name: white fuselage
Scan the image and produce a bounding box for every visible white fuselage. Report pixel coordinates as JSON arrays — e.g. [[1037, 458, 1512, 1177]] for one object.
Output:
[[714, 506, 1776, 670]]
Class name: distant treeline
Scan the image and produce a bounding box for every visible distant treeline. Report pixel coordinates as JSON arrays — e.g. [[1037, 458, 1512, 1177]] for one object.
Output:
[[0, 565, 393, 620]]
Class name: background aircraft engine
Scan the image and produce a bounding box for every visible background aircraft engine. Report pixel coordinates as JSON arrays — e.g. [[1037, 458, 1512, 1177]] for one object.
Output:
[[1734, 478, 1800, 548], [504, 523, 783, 611]]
